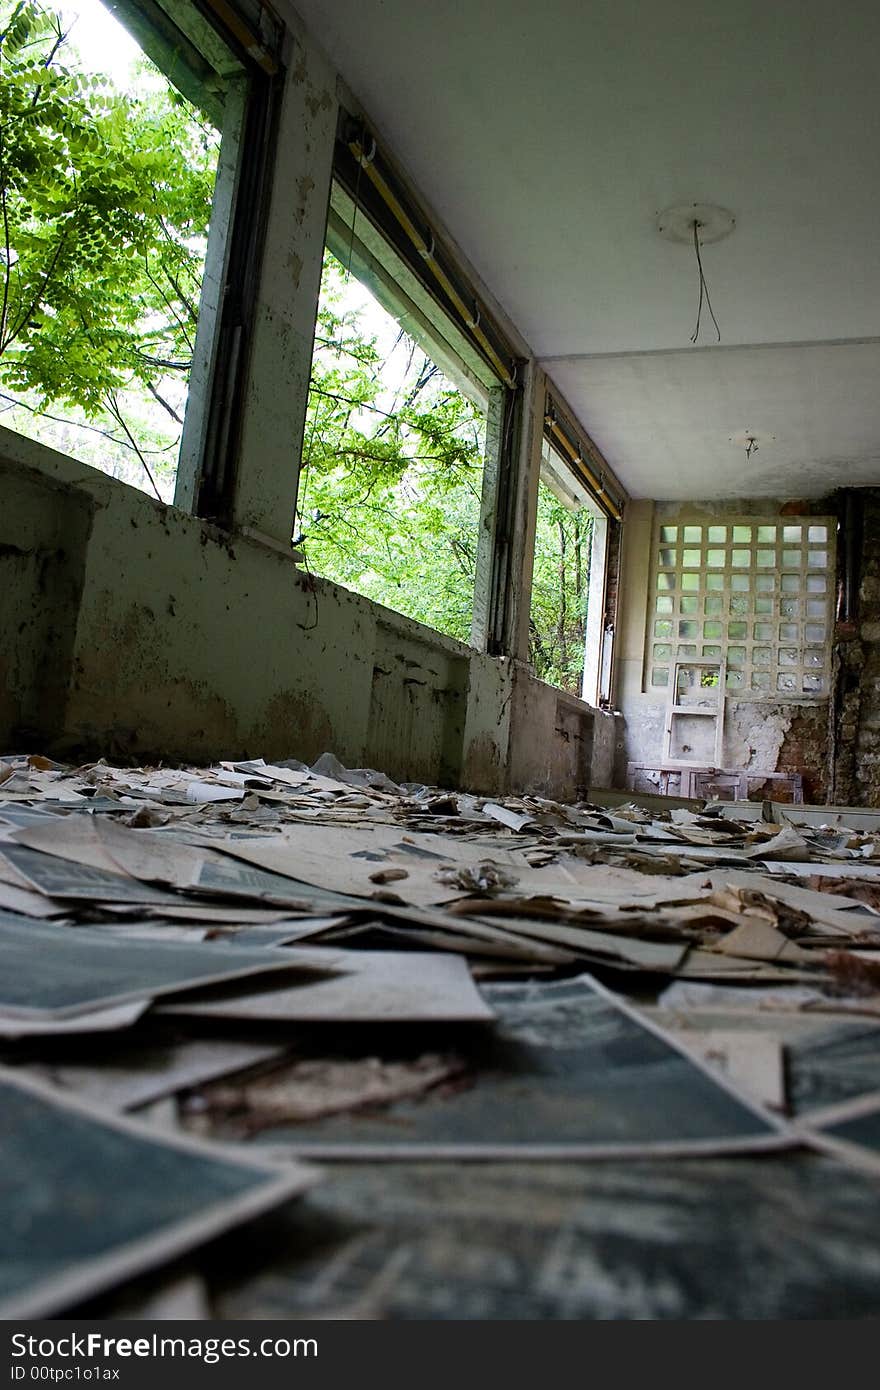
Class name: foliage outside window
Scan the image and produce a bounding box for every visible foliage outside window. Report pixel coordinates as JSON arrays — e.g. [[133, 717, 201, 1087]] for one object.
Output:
[[646, 516, 834, 696], [295, 250, 487, 643], [0, 0, 223, 500], [529, 479, 592, 695]]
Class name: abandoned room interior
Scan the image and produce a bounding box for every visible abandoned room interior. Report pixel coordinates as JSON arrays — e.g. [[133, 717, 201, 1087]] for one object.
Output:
[[2, 0, 880, 1322]]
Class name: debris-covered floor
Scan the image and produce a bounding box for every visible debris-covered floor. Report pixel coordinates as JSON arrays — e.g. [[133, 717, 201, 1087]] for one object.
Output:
[[3, 751, 880, 1319]]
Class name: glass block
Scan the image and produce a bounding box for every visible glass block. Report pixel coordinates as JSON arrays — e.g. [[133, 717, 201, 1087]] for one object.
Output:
[[682, 549, 701, 567], [752, 647, 771, 665], [729, 598, 748, 616], [658, 572, 675, 591], [704, 621, 723, 639], [782, 525, 802, 543], [808, 550, 828, 569], [679, 620, 699, 638], [754, 622, 773, 640], [757, 549, 775, 567], [702, 645, 722, 658], [779, 648, 798, 665], [682, 573, 699, 591], [777, 672, 797, 692], [729, 622, 747, 638], [732, 526, 751, 542], [805, 623, 825, 642], [659, 526, 678, 542], [751, 671, 771, 690], [781, 574, 800, 592], [756, 526, 776, 542], [755, 597, 774, 614], [808, 525, 827, 543], [731, 574, 749, 591], [677, 644, 698, 658], [806, 574, 826, 593], [726, 670, 743, 688], [656, 595, 674, 613], [804, 647, 824, 667], [779, 623, 798, 641], [780, 598, 799, 618], [706, 573, 724, 591], [782, 550, 801, 568], [706, 549, 725, 567], [682, 526, 702, 542], [651, 667, 669, 687], [707, 526, 726, 543], [732, 550, 750, 567], [727, 646, 746, 666], [653, 644, 672, 660], [659, 548, 677, 568], [803, 673, 825, 693], [755, 575, 774, 591], [806, 599, 825, 618], [679, 596, 698, 614], [654, 619, 673, 638], [705, 595, 724, 615]]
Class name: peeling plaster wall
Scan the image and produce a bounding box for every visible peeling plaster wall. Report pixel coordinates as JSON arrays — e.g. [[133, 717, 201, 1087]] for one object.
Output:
[[0, 429, 613, 797], [615, 497, 834, 802], [506, 662, 619, 802]]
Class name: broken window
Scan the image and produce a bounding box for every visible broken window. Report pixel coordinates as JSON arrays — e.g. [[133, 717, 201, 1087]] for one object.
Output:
[[0, 0, 268, 504], [294, 124, 519, 644], [294, 246, 488, 641], [529, 461, 592, 696], [537, 395, 622, 705], [646, 516, 835, 697]]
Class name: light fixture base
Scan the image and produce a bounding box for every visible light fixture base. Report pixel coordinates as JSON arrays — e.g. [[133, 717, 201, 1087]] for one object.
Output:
[[656, 203, 736, 244]]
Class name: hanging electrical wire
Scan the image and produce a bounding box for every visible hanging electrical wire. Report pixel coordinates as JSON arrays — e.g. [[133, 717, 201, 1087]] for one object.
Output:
[[690, 220, 721, 344]]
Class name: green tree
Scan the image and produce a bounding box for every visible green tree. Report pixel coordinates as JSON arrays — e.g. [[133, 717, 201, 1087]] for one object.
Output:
[[0, 0, 219, 493], [296, 251, 486, 642], [529, 483, 592, 694]]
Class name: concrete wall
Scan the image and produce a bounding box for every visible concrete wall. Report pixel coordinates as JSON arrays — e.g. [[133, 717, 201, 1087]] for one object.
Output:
[[0, 14, 621, 801], [614, 492, 880, 805], [0, 428, 615, 796], [615, 498, 832, 801]]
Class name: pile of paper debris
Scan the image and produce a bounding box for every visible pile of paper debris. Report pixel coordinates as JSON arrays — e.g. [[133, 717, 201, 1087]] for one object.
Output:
[[2, 750, 880, 1317]]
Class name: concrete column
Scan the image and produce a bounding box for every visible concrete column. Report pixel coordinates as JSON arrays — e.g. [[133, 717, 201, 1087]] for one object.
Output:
[[613, 496, 654, 719], [508, 360, 545, 663], [231, 32, 338, 545]]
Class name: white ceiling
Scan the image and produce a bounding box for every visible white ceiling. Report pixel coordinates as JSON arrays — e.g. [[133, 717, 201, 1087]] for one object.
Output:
[[290, 0, 880, 499]]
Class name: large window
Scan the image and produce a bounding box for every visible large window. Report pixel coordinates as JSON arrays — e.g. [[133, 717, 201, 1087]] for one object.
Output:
[[646, 516, 834, 697], [294, 124, 520, 644], [0, 0, 262, 503], [295, 247, 487, 641], [529, 460, 592, 696], [534, 393, 622, 705]]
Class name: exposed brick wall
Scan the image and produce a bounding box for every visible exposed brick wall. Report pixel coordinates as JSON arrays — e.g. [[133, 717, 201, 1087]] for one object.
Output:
[[832, 488, 880, 806]]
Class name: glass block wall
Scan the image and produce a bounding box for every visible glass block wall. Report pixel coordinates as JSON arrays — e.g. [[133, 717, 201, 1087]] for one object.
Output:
[[646, 517, 834, 696]]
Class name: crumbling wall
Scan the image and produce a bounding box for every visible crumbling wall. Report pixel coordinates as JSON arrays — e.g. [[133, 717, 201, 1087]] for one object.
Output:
[[615, 497, 840, 802], [616, 491, 880, 805], [0, 427, 611, 798]]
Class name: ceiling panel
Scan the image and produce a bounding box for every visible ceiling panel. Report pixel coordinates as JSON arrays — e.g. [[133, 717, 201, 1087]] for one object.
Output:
[[289, 0, 880, 498]]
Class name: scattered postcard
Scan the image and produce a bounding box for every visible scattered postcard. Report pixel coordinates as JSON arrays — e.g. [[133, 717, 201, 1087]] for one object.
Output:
[[159, 948, 495, 1024], [0, 1067, 318, 1318], [0, 915, 339, 1018], [251, 974, 790, 1158]]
